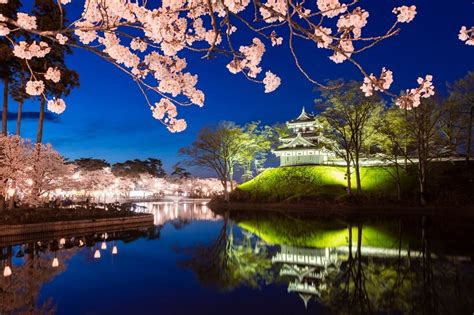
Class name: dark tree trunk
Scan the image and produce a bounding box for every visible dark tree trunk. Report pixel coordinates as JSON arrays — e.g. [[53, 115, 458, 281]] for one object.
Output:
[[36, 98, 45, 144], [346, 155, 352, 196], [2, 76, 8, 136], [467, 106, 473, 162], [355, 154, 362, 194], [16, 99, 23, 136]]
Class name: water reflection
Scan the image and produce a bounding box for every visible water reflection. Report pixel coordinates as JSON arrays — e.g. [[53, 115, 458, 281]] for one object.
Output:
[[1, 205, 473, 314], [136, 201, 218, 226], [0, 228, 156, 314], [184, 212, 474, 314]]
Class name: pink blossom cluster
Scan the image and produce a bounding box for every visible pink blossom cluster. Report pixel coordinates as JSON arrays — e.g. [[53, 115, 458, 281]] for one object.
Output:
[[314, 27, 333, 48], [16, 13, 37, 30], [227, 38, 266, 78], [263, 71, 281, 93], [45, 67, 61, 83], [260, 0, 287, 23], [0, 0, 433, 133], [317, 0, 347, 18], [459, 26, 474, 45], [0, 13, 8, 36], [336, 7, 369, 39], [392, 6, 417, 23], [395, 75, 435, 110], [0, 135, 72, 206], [152, 99, 178, 121], [13, 41, 51, 60], [25, 80, 44, 96], [360, 68, 393, 97], [47, 98, 66, 114], [56, 33, 68, 45]]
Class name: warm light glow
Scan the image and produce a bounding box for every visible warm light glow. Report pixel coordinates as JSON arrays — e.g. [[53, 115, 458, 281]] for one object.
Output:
[[3, 265, 12, 277], [59, 238, 66, 245], [79, 240, 84, 246], [101, 242, 107, 250], [94, 249, 101, 259], [52, 257, 59, 268], [112, 246, 118, 255]]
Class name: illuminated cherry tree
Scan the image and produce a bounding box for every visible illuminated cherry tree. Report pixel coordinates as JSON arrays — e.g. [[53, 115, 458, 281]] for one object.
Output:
[[0, 0, 437, 132]]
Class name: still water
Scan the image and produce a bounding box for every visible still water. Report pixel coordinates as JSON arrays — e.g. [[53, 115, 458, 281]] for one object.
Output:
[[1, 202, 473, 314]]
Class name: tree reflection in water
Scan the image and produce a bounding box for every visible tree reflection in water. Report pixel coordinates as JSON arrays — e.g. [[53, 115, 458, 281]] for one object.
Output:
[[0, 228, 158, 314], [182, 211, 274, 291], [184, 211, 474, 314]]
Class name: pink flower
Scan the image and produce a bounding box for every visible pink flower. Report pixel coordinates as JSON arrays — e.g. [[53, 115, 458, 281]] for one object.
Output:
[[47, 98, 66, 114], [263, 71, 281, 93], [392, 5, 417, 23], [25, 80, 45, 96], [16, 13, 37, 30]]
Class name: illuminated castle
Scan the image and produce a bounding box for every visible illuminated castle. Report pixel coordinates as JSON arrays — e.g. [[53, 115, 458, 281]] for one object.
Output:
[[273, 107, 335, 166]]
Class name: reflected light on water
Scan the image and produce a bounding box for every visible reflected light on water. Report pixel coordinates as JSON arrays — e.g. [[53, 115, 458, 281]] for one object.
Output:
[[136, 201, 218, 225]]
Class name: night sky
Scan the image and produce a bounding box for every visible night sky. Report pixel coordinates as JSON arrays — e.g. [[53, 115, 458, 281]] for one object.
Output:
[[2, 0, 474, 173]]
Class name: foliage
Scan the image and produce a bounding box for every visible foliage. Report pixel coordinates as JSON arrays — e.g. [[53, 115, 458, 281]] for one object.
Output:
[[111, 158, 166, 179], [73, 158, 110, 171]]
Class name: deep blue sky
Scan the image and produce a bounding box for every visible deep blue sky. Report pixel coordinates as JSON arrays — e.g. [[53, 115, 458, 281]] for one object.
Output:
[[3, 0, 474, 173]]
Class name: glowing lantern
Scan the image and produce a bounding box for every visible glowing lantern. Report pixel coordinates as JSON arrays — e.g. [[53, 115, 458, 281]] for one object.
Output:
[[94, 250, 101, 259], [52, 258, 59, 268], [79, 240, 84, 246], [112, 246, 118, 255], [3, 265, 12, 277], [101, 242, 107, 250], [59, 238, 66, 245]]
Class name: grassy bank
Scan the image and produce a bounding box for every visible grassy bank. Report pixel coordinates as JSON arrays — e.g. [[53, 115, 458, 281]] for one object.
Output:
[[230, 162, 473, 205]]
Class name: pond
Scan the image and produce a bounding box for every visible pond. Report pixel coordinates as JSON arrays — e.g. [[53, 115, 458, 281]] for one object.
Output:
[[1, 202, 473, 314]]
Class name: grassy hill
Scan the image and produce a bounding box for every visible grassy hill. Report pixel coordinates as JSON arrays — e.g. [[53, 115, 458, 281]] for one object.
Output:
[[233, 165, 416, 202]]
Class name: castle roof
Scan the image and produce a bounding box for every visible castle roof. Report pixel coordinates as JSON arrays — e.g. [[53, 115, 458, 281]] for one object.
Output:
[[288, 107, 316, 124]]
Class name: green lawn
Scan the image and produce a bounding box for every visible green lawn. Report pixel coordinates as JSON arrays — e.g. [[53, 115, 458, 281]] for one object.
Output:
[[235, 165, 414, 202]]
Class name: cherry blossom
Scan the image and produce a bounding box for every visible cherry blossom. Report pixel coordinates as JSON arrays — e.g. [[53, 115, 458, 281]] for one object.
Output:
[[25, 80, 45, 96], [45, 67, 61, 83], [329, 40, 354, 63], [260, 0, 287, 23], [459, 26, 474, 45], [16, 13, 37, 30], [395, 75, 435, 110], [167, 118, 187, 133], [13, 41, 50, 60], [56, 33, 68, 45], [317, 0, 347, 18], [0, 0, 427, 132], [337, 7, 369, 39], [360, 67, 393, 97], [392, 5, 417, 24], [152, 99, 178, 121], [314, 27, 333, 48], [47, 98, 66, 114], [263, 71, 281, 93]]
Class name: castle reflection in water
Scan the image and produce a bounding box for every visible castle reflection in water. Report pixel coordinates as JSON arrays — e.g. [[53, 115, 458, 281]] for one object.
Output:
[[1, 205, 473, 314]]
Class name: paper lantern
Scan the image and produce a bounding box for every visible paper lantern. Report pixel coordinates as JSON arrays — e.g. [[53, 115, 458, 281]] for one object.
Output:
[[94, 249, 101, 259], [3, 266, 12, 277], [52, 258, 59, 268], [112, 246, 118, 255]]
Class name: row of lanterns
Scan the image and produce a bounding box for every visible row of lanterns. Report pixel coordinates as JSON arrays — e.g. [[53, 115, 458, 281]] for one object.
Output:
[[3, 235, 119, 277]]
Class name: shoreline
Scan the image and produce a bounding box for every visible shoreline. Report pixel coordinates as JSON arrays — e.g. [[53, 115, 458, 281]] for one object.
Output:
[[0, 208, 154, 244], [208, 201, 474, 217]]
